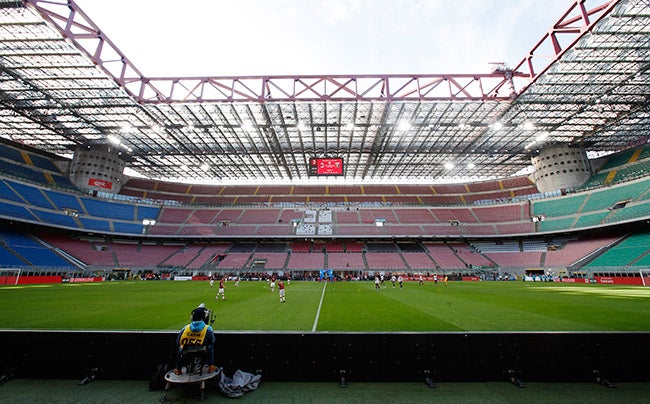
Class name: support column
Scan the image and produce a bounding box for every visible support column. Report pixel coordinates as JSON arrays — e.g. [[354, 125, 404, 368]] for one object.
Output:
[[68, 144, 127, 194], [531, 143, 591, 193]]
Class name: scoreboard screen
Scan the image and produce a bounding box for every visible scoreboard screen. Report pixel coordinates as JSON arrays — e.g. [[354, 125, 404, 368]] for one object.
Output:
[[308, 157, 344, 176]]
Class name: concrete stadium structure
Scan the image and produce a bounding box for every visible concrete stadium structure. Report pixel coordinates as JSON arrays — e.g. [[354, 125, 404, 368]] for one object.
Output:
[[0, 0, 649, 388]]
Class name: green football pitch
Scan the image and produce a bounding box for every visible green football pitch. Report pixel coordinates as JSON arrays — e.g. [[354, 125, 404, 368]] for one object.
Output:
[[2, 280, 650, 332]]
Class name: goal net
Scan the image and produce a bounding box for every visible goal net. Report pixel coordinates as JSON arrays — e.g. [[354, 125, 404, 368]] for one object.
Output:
[[641, 269, 650, 287], [0, 268, 21, 286]]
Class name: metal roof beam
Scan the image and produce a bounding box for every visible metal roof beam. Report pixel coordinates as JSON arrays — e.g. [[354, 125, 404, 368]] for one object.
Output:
[[509, 0, 622, 93], [24, 1, 518, 103]]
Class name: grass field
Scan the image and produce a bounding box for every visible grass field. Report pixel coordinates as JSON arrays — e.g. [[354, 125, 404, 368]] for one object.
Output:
[[2, 280, 650, 332]]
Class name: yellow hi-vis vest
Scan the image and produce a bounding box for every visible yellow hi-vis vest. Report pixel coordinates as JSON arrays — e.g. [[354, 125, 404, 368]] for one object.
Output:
[[179, 325, 208, 348]]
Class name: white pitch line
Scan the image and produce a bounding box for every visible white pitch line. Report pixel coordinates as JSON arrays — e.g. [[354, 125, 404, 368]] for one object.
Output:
[[312, 282, 327, 332]]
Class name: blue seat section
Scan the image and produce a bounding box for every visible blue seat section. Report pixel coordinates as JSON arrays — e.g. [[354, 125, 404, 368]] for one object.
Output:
[[112, 221, 143, 234], [79, 217, 112, 232], [10, 246, 72, 267], [0, 149, 76, 191], [0, 229, 71, 267], [27, 153, 62, 173], [0, 201, 38, 222], [31, 209, 79, 229], [43, 189, 83, 212], [0, 180, 24, 203], [137, 205, 160, 221], [0, 143, 24, 163], [6, 181, 54, 209], [0, 245, 28, 267], [0, 159, 47, 185], [81, 197, 135, 221], [0, 172, 155, 236], [50, 173, 76, 190]]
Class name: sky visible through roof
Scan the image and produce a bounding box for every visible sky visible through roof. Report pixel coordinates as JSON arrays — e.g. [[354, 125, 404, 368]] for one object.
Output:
[[65, 0, 576, 184], [72, 0, 568, 77]]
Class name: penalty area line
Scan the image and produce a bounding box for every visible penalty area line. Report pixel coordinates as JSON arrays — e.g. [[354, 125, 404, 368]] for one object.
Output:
[[312, 282, 327, 332]]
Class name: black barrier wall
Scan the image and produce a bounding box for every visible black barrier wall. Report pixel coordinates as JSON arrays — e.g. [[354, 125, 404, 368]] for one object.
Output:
[[1, 331, 649, 383]]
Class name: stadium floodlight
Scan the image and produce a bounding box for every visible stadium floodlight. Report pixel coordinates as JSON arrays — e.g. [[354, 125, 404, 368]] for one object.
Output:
[[467, 162, 476, 169], [491, 121, 503, 130], [107, 135, 120, 146], [536, 131, 550, 141], [397, 120, 411, 131], [444, 162, 455, 170]]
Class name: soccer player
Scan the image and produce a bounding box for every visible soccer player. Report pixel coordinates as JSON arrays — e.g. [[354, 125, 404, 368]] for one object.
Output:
[[278, 280, 286, 303], [216, 278, 225, 300], [443, 275, 448, 287], [433, 273, 438, 286], [398, 275, 403, 289], [374, 276, 380, 290], [270, 277, 276, 292], [418, 275, 424, 286], [391, 275, 396, 288]]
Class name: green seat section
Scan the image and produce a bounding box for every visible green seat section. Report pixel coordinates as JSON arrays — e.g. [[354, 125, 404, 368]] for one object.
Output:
[[581, 179, 650, 213], [532, 194, 588, 218], [586, 230, 650, 268]]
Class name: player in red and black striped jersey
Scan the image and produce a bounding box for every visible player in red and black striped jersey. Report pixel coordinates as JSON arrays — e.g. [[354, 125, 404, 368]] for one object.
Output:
[[216, 278, 225, 300], [278, 280, 286, 302]]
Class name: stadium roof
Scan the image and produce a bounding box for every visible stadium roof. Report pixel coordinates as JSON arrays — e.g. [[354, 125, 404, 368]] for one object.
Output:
[[0, 0, 648, 185]]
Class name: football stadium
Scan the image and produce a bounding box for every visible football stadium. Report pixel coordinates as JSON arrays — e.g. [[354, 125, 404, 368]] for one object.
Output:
[[1, 0, 650, 401]]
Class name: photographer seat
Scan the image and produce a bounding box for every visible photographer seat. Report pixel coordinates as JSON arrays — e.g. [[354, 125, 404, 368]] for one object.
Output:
[[163, 346, 219, 401], [180, 345, 209, 375]]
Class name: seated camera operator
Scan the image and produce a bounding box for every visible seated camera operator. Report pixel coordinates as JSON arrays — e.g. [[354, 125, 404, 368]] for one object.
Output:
[[174, 303, 217, 375]]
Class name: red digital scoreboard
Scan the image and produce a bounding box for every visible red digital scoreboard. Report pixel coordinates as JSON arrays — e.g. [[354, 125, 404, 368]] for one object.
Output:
[[308, 157, 344, 176]]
